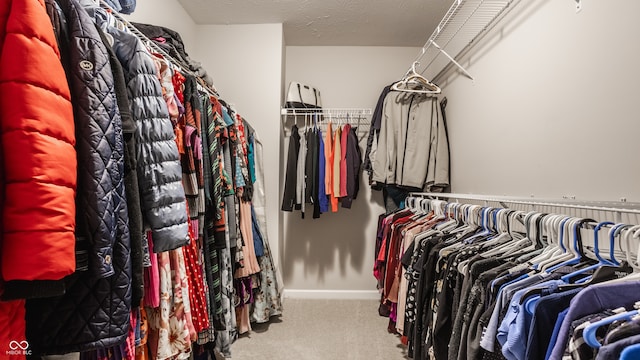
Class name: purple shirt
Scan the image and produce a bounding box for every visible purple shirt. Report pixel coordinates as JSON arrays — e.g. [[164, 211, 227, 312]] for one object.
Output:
[[549, 280, 640, 360]]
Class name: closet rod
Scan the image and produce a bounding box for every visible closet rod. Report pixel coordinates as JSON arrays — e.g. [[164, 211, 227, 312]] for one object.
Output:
[[409, 193, 640, 215], [280, 108, 372, 116], [98, 0, 219, 97]]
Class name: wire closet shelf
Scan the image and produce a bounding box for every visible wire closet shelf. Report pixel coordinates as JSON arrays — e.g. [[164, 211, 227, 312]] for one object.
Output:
[[280, 108, 372, 116], [409, 0, 521, 82]]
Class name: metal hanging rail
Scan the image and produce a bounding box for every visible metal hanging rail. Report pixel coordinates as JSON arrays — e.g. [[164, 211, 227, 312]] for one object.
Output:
[[280, 108, 372, 116], [409, 193, 640, 215], [406, 0, 522, 82]]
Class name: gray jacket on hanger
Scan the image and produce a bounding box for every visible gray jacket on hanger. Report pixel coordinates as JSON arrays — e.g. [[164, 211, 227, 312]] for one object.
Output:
[[372, 91, 449, 190]]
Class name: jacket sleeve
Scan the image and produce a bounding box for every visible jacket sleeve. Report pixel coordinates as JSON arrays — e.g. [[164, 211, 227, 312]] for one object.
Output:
[[281, 127, 299, 211], [364, 85, 391, 176], [0, 0, 76, 297], [113, 30, 189, 252], [372, 92, 395, 186], [428, 98, 450, 190]]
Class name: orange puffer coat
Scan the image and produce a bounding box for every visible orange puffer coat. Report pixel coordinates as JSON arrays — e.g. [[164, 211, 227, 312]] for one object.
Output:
[[0, 0, 76, 291]]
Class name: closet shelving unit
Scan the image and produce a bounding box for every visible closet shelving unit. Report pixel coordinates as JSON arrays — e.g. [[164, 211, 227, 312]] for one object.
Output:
[[281, 108, 372, 139], [280, 108, 372, 116], [410, 0, 523, 81]]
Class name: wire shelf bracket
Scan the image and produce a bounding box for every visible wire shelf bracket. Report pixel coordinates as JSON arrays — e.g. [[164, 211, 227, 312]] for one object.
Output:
[[407, 0, 523, 82]]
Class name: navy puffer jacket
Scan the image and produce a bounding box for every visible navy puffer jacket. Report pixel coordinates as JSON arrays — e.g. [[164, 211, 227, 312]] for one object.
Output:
[[26, 0, 131, 354]]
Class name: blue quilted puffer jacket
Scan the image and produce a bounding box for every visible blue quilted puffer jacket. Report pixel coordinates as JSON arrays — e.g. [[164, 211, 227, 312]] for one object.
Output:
[[26, 0, 131, 354]]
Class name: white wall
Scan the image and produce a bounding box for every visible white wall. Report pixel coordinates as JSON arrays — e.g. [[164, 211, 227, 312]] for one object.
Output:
[[438, 0, 640, 202], [195, 24, 285, 269], [283, 46, 420, 294], [124, 0, 197, 52]]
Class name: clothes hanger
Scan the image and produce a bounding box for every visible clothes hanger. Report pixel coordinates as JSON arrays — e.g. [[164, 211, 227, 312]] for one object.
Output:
[[519, 214, 559, 265], [583, 224, 640, 284], [537, 216, 577, 272], [522, 214, 559, 265], [480, 210, 529, 257], [545, 217, 586, 272], [501, 212, 545, 258], [559, 221, 617, 284], [537, 218, 581, 273], [461, 207, 493, 244], [440, 204, 481, 252], [435, 202, 460, 232], [447, 204, 477, 235], [607, 223, 634, 266], [391, 61, 442, 95], [583, 303, 640, 349], [545, 218, 597, 273], [623, 225, 640, 271], [480, 209, 513, 242], [406, 196, 419, 213], [519, 217, 596, 306]]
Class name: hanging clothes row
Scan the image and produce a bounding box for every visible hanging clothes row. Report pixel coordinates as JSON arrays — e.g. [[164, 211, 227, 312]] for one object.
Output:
[[281, 115, 363, 218], [364, 81, 451, 213], [0, 1, 281, 359], [374, 196, 640, 360]]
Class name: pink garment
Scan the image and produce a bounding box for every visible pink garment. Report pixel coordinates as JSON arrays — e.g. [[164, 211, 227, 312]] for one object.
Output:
[[125, 311, 136, 360], [339, 124, 351, 197], [172, 249, 196, 341], [143, 232, 160, 308], [146, 250, 191, 360], [324, 122, 333, 194], [235, 303, 252, 335], [235, 200, 261, 278], [332, 127, 342, 198], [151, 55, 179, 121]]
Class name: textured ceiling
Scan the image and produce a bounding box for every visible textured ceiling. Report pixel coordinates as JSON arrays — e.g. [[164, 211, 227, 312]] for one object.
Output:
[[177, 0, 452, 46]]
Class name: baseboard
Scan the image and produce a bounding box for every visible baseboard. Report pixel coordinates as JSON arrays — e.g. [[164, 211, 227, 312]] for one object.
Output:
[[283, 289, 380, 300]]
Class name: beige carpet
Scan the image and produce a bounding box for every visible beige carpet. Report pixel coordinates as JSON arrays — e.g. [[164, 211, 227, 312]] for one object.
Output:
[[227, 299, 409, 359]]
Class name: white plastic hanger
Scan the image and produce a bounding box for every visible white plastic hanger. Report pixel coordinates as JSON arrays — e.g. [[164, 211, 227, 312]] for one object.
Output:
[[391, 61, 442, 95]]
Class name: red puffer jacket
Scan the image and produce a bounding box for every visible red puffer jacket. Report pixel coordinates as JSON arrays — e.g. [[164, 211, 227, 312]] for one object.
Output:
[[0, 0, 76, 354], [0, 0, 76, 290]]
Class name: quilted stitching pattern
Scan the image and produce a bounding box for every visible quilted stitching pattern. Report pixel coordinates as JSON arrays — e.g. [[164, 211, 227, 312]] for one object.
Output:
[[25, 0, 131, 354]]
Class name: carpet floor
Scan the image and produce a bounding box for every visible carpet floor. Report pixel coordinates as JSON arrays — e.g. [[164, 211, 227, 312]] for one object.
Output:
[[227, 299, 409, 359]]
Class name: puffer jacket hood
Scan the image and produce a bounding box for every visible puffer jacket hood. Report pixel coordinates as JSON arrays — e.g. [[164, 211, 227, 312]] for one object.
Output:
[[26, 0, 131, 354]]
